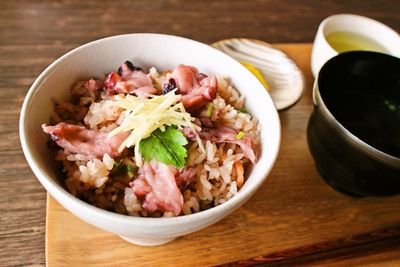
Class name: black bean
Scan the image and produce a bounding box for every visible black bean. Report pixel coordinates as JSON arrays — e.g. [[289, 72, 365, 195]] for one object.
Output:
[[50, 133, 59, 142], [118, 61, 143, 75], [46, 139, 60, 149], [117, 67, 123, 76], [125, 61, 142, 71], [162, 78, 177, 95]]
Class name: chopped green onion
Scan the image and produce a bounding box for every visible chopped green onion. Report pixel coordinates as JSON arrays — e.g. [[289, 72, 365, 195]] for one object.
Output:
[[127, 164, 135, 173], [236, 131, 245, 140], [112, 160, 137, 177], [238, 107, 248, 113], [127, 171, 135, 179], [205, 103, 214, 117], [112, 159, 124, 170], [126, 164, 137, 178]]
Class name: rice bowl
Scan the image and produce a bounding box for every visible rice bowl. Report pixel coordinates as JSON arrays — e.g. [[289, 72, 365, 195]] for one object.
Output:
[[20, 34, 280, 245]]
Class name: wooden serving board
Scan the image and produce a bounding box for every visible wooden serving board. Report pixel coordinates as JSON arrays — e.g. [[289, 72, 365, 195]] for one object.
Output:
[[46, 44, 400, 266]]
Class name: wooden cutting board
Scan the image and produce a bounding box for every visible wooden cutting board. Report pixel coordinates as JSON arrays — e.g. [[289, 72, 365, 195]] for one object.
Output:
[[46, 44, 400, 267]]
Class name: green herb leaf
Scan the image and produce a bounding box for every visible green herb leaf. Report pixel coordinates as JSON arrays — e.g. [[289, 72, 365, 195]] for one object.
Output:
[[127, 164, 135, 173], [112, 159, 124, 172], [127, 165, 136, 178], [113, 159, 123, 167], [139, 126, 188, 168]]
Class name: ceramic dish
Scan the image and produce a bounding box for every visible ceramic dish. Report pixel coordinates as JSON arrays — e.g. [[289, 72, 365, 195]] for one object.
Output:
[[212, 38, 304, 110], [308, 51, 400, 196], [20, 33, 280, 246]]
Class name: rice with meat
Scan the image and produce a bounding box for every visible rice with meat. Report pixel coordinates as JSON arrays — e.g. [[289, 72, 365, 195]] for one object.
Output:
[[43, 61, 261, 217]]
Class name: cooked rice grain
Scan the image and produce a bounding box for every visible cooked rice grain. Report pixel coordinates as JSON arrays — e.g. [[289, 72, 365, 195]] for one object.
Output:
[[54, 74, 260, 217]]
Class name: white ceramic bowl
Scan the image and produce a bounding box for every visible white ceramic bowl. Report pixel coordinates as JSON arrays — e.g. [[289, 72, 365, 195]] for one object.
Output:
[[19, 33, 281, 246]]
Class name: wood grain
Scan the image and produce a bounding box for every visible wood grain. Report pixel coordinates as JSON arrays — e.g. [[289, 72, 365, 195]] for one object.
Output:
[[1, 1, 400, 266], [46, 44, 400, 267]]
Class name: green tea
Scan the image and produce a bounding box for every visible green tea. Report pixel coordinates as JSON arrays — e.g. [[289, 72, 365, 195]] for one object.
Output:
[[326, 31, 388, 53]]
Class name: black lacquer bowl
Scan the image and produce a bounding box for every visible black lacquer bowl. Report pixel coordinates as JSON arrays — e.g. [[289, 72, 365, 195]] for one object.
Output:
[[307, 51, 400, 197]]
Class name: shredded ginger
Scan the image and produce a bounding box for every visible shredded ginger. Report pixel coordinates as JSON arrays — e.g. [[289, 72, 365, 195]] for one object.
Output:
[[108, 90, 203, 166]]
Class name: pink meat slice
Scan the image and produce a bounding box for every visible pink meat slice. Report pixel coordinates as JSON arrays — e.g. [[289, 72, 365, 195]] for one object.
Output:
[[166, 64, 217, 109], [198, 126, 257, 164], [83, 79, 103, 92], [169, 65, 200, 94], [130, 176, 151, 197], [175, 167, 196, 187], [72, 78, 103, 96], [130, 161, 184, 216], [103, 62, 157, 98], [42, 122, 129, 158], [181, 127, 197, 140]]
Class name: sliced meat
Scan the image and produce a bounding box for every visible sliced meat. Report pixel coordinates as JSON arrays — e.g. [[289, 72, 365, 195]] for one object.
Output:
[[121, 69, 153, 91], [181, 127, 197, 140], [180, 84, 216, 110], [103, 72, 123, 92], [130, 160, 184, 216], [199, 126, 257, 164], [175, 167, 196, 187], [130, 175, 151, 197], [42, 122, 129, 158], [199, 117, 214, 128], [72, 78, 103, 96], [103, 62, 157, 98], [165, 64, 217, 110], [84, 79, 103, 92], [168, 65, 200, 94], [129, 85, 157, 99]]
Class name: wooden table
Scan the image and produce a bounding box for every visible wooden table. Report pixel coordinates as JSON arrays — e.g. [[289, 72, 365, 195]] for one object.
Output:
[[1, 1, 400, 266]]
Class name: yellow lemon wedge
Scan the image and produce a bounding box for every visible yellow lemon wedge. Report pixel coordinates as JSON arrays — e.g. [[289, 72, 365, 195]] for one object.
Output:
[[240, 61, 270, 91]]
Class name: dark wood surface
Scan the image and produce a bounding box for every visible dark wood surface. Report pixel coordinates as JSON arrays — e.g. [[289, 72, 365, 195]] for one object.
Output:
[[1, 1, 400, 266]]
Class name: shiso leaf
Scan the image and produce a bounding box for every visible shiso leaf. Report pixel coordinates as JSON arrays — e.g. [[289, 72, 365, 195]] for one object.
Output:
[[139, 126, 188, 168]]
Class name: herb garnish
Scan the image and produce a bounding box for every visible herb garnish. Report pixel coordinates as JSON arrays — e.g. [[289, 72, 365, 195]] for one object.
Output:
[[139, 126, 188, 168]]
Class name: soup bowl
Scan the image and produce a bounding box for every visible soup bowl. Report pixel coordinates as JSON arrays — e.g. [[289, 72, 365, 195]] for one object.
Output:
[[308, 51, 400, 197]]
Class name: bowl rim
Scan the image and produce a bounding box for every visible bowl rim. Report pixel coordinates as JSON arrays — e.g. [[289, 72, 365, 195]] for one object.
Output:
[[19, 33, 281, 226], [315, 50, 400, 167]]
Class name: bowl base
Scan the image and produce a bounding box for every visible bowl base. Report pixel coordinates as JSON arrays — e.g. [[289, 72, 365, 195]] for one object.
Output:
[[119, 235, 177, 246], [315, 164, 364, 198]]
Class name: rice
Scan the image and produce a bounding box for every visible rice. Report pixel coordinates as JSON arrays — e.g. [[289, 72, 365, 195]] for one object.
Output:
[[124, 188, 142, 216], [84, 99, 122, 130], [216, 75, 245, 109], [48, 65, 260, 217]]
